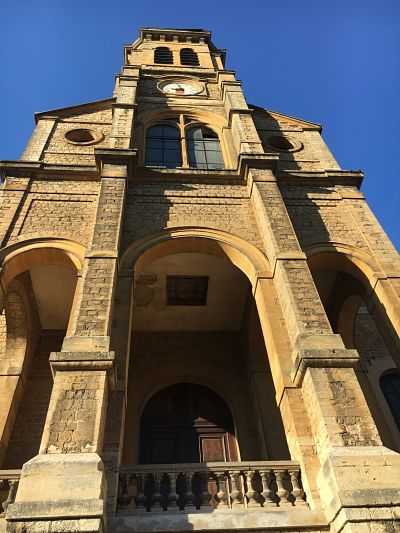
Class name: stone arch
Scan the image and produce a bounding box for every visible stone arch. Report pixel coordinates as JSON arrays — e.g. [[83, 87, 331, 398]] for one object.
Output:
[[138, 374, 239, 429], [0, 238, 84, 286], [120, 227, 294, 466], [139, 382, 239, 464], [306, 243, 400, 450], [138, 107, 229, 132], [0, 239, 85, 467], [306, 243, 400, 357], [120, 227, 272, 287], [0, 238, 84, 319]]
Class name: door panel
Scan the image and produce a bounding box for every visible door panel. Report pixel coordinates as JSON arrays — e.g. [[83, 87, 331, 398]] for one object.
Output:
[[140, 383, 238, 464], [199, 434, 226, 462]]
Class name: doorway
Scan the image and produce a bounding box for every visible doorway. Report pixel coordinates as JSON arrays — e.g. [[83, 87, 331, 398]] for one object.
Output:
[[139, 383, 238, 464]]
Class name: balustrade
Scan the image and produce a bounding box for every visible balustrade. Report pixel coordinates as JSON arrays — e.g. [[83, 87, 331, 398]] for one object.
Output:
[[117, 461, 306, 513], [0, 471, 21, 515]]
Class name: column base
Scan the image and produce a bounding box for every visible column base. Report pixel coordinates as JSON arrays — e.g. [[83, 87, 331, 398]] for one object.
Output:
[[317, 446, 400, 532], [5, 453, 106, 533], [332, 505, 400, 533]]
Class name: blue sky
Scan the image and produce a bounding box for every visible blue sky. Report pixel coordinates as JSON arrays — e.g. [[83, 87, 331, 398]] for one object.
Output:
[[1, 0, 399, 249]]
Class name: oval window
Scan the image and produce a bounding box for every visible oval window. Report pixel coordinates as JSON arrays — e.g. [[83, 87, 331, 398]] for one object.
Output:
[[64, 128, 103, 145], [266, 135, 302, 152]]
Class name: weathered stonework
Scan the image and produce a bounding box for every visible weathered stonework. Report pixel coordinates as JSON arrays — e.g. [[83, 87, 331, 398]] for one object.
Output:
[[0, 26, 399, 533]]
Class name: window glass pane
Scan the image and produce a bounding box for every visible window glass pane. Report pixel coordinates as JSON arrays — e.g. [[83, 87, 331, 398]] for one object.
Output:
[[380, 372, 400, 430], [186, 127, 203, 140], [188, 147, 206, 165], [163, 126, 180, 138], [186, 126, 224, 169], [146, 139, 163, 149], [187, 140, 204, 150], [164, 150, 182, 163], [146, 124, 181, 168], [164, 139, 180, 150], [205, 151, 223, 164], [202, 128, 218, 139], [204, 140, 220, 151], [147, 126, 163, 137], [165, 160, 180, 169], [145, 149, 163, 164]]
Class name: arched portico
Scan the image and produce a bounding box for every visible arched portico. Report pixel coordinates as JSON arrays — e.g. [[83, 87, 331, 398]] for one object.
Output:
[[116, 227, 326, 509], [0, 238, 84, 468], [307, 243, 400, 450], [306, 243, 400, 352]]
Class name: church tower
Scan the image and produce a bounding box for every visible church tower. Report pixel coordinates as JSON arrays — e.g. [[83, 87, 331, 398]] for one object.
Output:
[[0, 28, 399, 533]]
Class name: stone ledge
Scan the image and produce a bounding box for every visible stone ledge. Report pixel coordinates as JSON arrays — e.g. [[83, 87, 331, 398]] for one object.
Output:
[[291, 348, 359, 385], [6, 500, 104, 521], [317, 447, 400, 522], [49, 351, 116, 389], [333, 505, 400, 533], [5, 518, 103, 533], [111, 509, 329, 532]]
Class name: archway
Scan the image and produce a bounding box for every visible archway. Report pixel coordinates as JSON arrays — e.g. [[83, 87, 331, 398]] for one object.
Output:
[[120, 230, 290, 465], [140, 383, 238, 464], [308, 249, 400, 451], [0, 241, 83, 468]]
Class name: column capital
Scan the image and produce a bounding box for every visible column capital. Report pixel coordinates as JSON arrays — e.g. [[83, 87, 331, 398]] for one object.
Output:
[[49, 351, 116, 390]]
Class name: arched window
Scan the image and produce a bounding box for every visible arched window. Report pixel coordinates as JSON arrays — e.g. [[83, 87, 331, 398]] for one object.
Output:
[[186, 127, 224, 169], [380, 370, 400, 430], [180, 48, 200, 66], [145, 125, 182, 168], [154, 47, 173, 65]]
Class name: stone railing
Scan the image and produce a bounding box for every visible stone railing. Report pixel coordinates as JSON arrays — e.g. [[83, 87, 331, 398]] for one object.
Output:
[[117, 461, 307, 513], [0, 470, 21, 515]]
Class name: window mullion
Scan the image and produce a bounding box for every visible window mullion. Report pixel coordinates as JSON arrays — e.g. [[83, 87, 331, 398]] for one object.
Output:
[[180, 115, 189, 168]]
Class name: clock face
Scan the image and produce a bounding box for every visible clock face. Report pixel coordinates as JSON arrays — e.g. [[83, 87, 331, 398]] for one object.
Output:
[[161, 82, 200, 95]]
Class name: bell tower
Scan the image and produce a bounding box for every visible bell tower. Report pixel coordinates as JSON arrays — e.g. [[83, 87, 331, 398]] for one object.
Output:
[[0, 27, 399, 533]]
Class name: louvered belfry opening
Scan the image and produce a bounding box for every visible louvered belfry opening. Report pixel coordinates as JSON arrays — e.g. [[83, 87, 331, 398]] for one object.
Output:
[[180, 48, 200, 66], [154, 46, 173, 65]]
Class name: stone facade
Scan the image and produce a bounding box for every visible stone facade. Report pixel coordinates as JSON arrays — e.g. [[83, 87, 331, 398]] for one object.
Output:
[[0, 27, 399, 533]]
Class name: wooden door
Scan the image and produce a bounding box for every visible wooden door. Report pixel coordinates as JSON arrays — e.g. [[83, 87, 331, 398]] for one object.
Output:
[[139, 383, 238, 464]]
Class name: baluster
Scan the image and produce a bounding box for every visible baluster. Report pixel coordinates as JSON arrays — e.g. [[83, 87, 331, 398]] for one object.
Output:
[[134, 473, 147, 513], [2, 479, 19, 513], [229, 471, 244, 508], [152, 473, 163, 511], [200, 472, 212, 509], [184, 471, 196, 511], [260, 470, 276, 507], [168, 473, 179, 510], [117, 474, 132, 511], [245, 470, 260, 508], [289, 469, 307, 506], [215, 472, 229, 509], [275, 470, 291, 506]]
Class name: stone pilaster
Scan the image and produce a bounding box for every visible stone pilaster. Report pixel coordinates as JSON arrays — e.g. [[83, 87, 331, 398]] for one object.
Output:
[[4, 148, 131, 532], [0, 178, 31, 248], [249, 168, 400, 532], [219, 71, 264, 155], [20, 116, 57, 161]]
